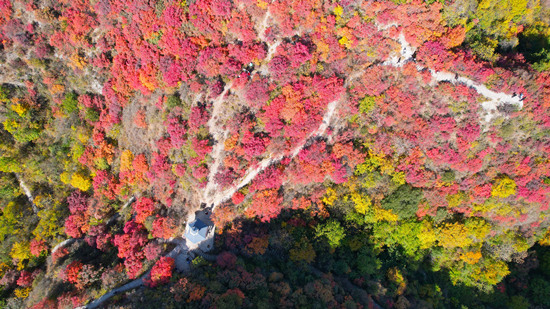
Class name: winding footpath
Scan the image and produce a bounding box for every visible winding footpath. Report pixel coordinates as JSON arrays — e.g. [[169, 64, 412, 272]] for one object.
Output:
[[78, 21, 525, 309], [201, 82, 233, 203], [380, 28, 523, 122], [203, 97, 342, 210], [15, 174, 38, 213], [79, 241, 190, 309]]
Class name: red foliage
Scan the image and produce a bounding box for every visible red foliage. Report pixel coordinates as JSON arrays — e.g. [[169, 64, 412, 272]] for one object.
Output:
[[146, 152, 176, 205], [67, 190, 88, 213], [245, 79, 270, 109], [133, 197, 155, 224], [29, 299, 57, 309], [87, 224, 112, 251], [269, 56, 290, 80], [134, 109, 148, 128], [250, 166, 284, 192], [0, 0, 12, 27], [16, 270, 34, 287], [133, 153, 149, 174], [145, 256, 174, 287], [228, 42, 266, 64], [64, 261, 83, 285], [56, 292, 87, 309], [197, 47, 228, 78], [192, 165, 209, 180], [191, 138, 212, 160], [163, 5, 184, 28], [211, 203, 238, 228], [52, 247, 69, 264], [124, 257, 144, 280], [29, 238, 48, 257], [287, 141, 335, 184], [92, 170, 120, 201], [188, 105, 210, 131], [241, 131, 267, 158], [245, 189, 283, 222], [217, 251, 237, 269], [64, 192, 90, 238], [144, 242, 162, 261], [166, 116, 187, 148], [113, 220, 148, 278], [231, 192, 245, 205], [151, 216, 176, 239], [291, 196, 312, 210], [215, 168, 237, 188], [260, 76, 344, 148]]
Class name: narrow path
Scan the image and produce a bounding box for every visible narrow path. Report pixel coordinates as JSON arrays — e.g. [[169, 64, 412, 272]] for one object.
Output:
[[205, 97, 342, 209], [80, 277, 145, 309], [202, 83, 232, 202], [80, 21, 528, 309], [50, 238, 79, 256], [79, 239, 193, 309], [258, 39, 281, 76], [429, 69, 523, 121], [379, 26, 523, 122], [15, 174, 38, 213], [257, 10, 271, 42], [382, 33, 415, 68]]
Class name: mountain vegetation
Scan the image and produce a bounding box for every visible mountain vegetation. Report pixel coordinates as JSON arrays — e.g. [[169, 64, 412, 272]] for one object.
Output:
[[0, 0, 549, 308]]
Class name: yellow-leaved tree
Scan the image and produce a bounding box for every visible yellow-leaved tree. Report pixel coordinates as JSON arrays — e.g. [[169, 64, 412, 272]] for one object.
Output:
[[491, 176, 517, 198]]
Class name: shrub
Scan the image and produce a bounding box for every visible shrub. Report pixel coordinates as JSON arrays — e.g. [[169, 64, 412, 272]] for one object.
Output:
[[145, 257, 174, 287], [165, 94, 182, 109], [381, 185, 423, 220], [315, 220, 346, 248]]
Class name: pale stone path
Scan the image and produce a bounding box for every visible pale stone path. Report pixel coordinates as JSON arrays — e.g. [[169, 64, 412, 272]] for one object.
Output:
[[15, 174, 38, 213], [202, 97, 342, 211], [379, 26, 523, 122], [79, 20, 526, 309], [202, 83, 233, 203]]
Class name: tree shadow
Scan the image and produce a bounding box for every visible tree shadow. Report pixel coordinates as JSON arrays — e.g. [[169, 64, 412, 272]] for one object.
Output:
[[214, 209, 550, 309], [517, 31, 550, 70]]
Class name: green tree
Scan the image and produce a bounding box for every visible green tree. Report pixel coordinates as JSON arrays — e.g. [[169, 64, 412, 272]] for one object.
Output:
[[380, 185, 422, 220], [62, 92, 78, 114], [529, 277, 550, 307], [0, 201, 24, 242], [315, 220, 346, 249], [356, 246, 381, 276]]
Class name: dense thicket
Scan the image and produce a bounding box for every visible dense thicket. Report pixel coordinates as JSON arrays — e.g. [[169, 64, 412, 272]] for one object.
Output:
[[0, 0, 549, 307]]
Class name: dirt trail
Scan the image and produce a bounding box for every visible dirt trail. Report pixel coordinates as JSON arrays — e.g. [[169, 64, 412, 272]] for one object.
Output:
[[258, 39, 281, 76], [15, 174, 38, 213], [82, 21, 526, 309], [380, 27, 523, 121], [429, 69, 523, 121], [204, 97, 342, 210], [382, 33, 415, 67], [257, 10, 271, 42], [202, 83, 233, 203], [202, 24, 525, 209]]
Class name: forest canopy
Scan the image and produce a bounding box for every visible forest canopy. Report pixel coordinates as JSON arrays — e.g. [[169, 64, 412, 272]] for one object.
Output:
[[0, 0, 549, 308]]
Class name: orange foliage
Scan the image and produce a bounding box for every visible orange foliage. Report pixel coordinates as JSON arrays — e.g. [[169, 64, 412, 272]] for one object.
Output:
[[211, 204, 237, 230], [441, 26, 466, 49], [224, 133, 240, 151], [460, 251, 483, 265], [188, 282, 206, 302], [245, 189, 283, 222], [245, 235, 269, 255], [134, 110, 148, 128]]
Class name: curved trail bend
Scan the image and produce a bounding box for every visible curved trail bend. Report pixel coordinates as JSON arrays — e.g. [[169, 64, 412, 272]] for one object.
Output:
[[79, 21, 524, 309]]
